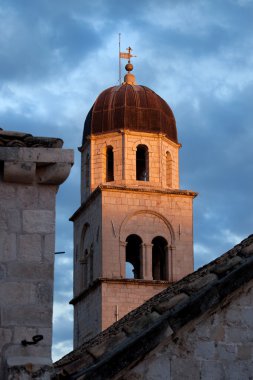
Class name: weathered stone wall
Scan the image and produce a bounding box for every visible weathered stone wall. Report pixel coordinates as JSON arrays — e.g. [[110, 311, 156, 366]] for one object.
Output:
[[72, 193, 102, 348], [101, 280, 168, 331], [73, 279, 168, 347], [0, 143, 73, 379], [72, 194, 102, 297], [72, 186, 194, 346], [81, 130, 180, 203], [73, 286, 102, 347], [101, 188, 194, 281], [122, 281, 253, 380]]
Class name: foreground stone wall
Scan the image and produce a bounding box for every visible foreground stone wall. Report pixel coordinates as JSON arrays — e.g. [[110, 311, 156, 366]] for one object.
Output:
[[0, 138, 73, 379], [122, 280, 253, 380]]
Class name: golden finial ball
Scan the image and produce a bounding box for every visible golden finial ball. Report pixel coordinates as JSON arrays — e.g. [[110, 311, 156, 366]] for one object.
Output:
[[125, 63, 133, 72]]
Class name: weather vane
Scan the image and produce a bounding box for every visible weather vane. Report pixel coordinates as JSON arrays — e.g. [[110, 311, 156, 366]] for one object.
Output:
[[118, 34, 137, 84]]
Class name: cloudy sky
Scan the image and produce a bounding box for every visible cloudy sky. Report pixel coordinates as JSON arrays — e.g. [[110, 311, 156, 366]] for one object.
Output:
[[1, 0, 253, 361]]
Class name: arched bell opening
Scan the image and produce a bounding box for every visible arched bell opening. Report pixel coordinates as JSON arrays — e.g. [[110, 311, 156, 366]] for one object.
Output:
[[152, 236, 167, 280], [136, 145, 149, 181], [125, 234, 142, 279]]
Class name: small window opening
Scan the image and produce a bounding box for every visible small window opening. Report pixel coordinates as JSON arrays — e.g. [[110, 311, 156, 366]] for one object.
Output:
[[106, 146, 114, 182], [152, 236, 167, 280], [126, 234, 142, 279], [136, 145, 149, 181]]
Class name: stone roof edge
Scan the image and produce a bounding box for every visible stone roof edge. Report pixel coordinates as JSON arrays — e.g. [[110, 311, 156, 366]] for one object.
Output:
[[75, 253, 253, 380], [99, 184, 197, 197], [53, 234, 253, 379], [0, 129, 63, 148]]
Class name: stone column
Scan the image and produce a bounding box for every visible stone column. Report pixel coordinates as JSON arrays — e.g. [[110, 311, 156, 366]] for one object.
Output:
[[167, 245, 176, 282], [140, 243, 145, 279], [121, 131, 126, 180], [143, 243, 153, 280], [119, 241, 127, 278], [0, 130, 74, 379]]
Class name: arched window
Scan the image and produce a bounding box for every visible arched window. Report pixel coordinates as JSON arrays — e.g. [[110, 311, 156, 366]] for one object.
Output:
[[106, 146, 114, 182], [136, 145, 149, 181], [152, 236, 167, 280], [85, 153, 90, 189], [166, 151, 172, 187], [126, 234, 142, 279]]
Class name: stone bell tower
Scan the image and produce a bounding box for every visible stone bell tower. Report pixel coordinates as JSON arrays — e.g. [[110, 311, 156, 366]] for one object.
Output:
[[70, 60, 197, 347]]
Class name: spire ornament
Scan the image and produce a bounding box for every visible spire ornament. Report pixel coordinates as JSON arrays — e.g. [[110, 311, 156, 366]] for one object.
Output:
[[119, 46, 137, 85]]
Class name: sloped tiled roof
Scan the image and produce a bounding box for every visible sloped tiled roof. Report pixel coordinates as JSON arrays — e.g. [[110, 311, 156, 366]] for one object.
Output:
[[54, 234, 253, 380]]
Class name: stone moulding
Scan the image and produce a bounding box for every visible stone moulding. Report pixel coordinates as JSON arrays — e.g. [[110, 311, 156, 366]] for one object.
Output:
[[0, 147, 74, 185], [69, 184, 198, 222]]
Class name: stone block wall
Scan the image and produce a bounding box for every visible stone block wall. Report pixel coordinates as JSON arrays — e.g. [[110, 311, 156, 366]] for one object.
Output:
[[101, 188, 195, 281], [0, 141, 73, 379], [72, 194, 102, 297], [72, 184, 195, 346], [125, 281, 253, 380], [73, 286, 102, 347], [81, 130, 180, 202], [73, 279, 169, 347], [101, 280, 168, 332]]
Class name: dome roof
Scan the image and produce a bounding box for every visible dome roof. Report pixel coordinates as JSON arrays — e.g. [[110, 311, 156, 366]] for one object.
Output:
[[82, 83, 178, 145]]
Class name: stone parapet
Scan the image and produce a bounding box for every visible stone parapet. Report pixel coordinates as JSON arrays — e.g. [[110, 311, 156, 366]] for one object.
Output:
[[0, 130, 74, 379], [0, 147, 73, 185]]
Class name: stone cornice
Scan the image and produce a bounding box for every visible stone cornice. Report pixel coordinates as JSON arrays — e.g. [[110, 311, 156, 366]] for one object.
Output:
[[70, 184, 198, 221], [69, 278, 171, 305], [0, 146, 74, 186]]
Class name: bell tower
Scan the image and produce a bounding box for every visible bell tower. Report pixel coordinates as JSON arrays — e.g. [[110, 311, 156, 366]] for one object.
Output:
[[70, 60, 197, 347]]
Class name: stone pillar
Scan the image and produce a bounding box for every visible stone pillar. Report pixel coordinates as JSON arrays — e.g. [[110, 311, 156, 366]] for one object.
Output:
[[167, 245, 176, 282], [143, 243, 153, 280], [119, 241, 127, 278], [140, 243, 145, 279], [121, 130, 126, 180], [0, 130, 74, 379]]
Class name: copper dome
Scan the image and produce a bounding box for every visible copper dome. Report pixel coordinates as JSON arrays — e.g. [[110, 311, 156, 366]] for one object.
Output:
[[82, 84, 178, 145]]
